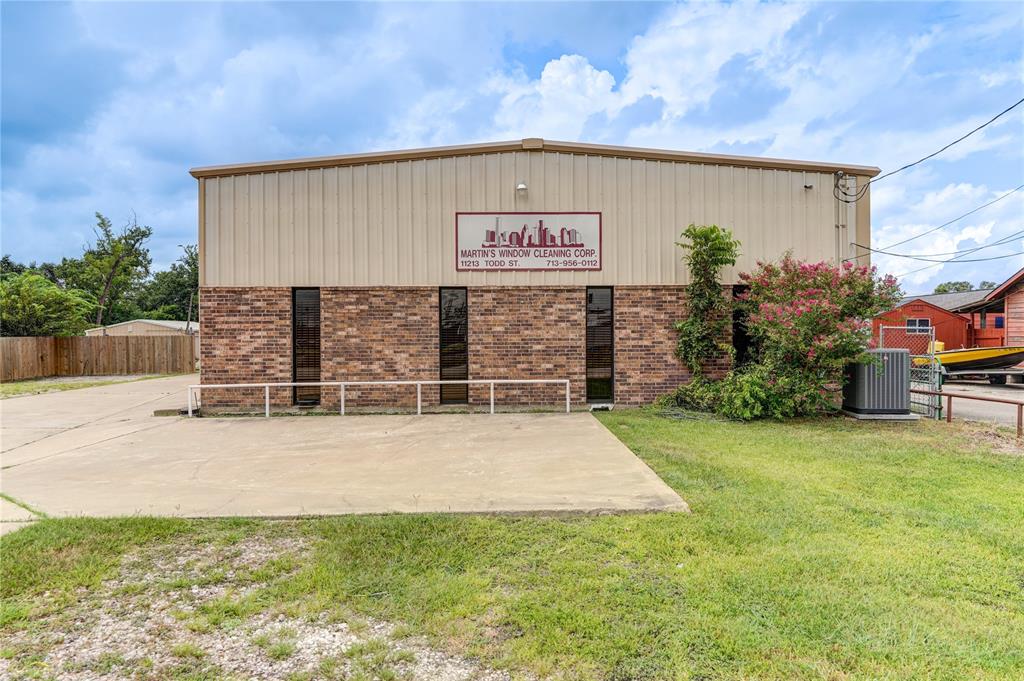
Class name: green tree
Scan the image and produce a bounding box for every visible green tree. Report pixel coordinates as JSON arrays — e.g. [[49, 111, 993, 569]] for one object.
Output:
[[133, 244, 198, 321], [0, 255, 28, 275], [674, 224, 741, 377], [80, 213, 153, 326], [933, 281, 973, 294], [979, 280, 997, 289], [0, 272, 95, 337]]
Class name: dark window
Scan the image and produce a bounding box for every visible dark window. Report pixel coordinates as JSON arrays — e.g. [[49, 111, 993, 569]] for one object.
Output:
[[995, 315, 1005, 329], [292, 288, 321, 405], [586, 287, 613, 402], [732, 284, 751, 367], [906, 318, 931, 333], [440, 288, 468, 404]]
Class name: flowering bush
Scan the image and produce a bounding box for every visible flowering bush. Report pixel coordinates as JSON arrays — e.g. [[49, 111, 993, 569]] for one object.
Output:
[[738, 254, 901, 379], [665, 253, 901, 419]]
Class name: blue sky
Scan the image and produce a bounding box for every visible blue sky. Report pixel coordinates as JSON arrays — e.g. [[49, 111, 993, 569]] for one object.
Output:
[[2, 1, 1022, 295]]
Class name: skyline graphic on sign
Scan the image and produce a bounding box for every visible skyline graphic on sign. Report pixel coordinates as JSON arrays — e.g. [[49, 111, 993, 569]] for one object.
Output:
[[481, 217, 584, 249]]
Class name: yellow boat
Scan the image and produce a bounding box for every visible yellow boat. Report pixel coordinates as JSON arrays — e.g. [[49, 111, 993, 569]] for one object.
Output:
[[913, 346, 1024, 371]]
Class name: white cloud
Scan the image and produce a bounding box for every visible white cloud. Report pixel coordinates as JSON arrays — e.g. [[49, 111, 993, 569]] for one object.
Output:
[[486, 55, 617, 140], [616, 0, 806, 119], [872, 182, 1024, 290]]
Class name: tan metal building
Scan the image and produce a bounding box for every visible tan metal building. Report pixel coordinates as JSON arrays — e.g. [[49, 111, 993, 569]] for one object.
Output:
[[85, 319, 200, 356], [191, 138, 877, 409]]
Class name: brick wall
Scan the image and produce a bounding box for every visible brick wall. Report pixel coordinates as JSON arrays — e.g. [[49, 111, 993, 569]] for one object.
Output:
[[613, 286, 731, 405], [199, 287, 292, 408], [320, 287, 439, 408], [468, 287, 587, 406], [199, 285, 729, 411]]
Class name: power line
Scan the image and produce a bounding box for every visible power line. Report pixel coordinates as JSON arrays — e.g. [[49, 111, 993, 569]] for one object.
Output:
[[846, 183, 1024, 262], [895, 253, 1023, 279], [894, 230, 1024, 277], [834, 96, 1024, 204], [854, 229, 1024, 259], [893, 250, 1024, 264]]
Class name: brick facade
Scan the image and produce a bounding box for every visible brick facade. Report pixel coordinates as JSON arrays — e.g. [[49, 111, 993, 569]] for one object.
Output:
[[468, 287, 587, 406], [200, 285, 727, 411], [200, 287, 292, 408], [613, 286, 731, 405], [320, 287, 439, 408]]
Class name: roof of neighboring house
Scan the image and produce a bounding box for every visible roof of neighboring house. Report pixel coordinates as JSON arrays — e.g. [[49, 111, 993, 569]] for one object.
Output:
[[189, 138, 882, 179], [884, 297, 971, 321], [86, 319, 199, 333], [984, 266, 1024, 302], [897, 289, 994, 312]]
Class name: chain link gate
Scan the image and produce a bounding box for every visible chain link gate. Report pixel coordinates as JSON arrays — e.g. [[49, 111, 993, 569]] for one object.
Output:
[[879, 325, 942, 418]]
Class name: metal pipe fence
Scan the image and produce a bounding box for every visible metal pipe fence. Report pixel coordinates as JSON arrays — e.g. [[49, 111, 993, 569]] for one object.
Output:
[[187, 379, 571, 417], [910, 388, 1023, 439]]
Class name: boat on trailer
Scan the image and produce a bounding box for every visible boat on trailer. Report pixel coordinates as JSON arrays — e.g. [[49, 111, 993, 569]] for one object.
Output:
[[930, 346, 1024, 371], [912, 346, 1024, 384]]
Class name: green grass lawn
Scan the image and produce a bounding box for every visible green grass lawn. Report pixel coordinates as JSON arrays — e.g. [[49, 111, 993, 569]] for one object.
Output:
[[2, 413, 1022, 680], [0, 374, 177, 399]]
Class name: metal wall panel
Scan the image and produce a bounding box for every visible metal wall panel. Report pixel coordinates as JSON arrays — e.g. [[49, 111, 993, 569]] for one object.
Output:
[[202, 151, 864, 287]]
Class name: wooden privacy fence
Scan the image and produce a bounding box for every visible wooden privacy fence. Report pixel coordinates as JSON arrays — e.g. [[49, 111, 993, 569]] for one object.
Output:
[[1, 336, 197, 382]]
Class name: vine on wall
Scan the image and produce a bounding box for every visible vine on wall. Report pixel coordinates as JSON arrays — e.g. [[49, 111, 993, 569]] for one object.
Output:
[[673, 224, 740, 377]]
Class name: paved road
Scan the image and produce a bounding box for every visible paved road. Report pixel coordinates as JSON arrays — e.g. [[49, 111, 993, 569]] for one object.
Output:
[[939, 380, 1024, 429], [1, 375, 685, 522]]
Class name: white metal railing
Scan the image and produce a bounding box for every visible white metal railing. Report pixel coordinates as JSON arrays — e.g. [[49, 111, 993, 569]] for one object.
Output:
[[187, 379, 571, 417]]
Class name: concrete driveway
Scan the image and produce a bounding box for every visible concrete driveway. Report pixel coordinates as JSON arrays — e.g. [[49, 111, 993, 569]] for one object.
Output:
[[940, 380, 1024, 429], [1, 375, 685, 521]]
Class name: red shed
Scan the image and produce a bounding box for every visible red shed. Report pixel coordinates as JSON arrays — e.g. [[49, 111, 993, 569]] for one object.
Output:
[[873, 298, 971, 351]]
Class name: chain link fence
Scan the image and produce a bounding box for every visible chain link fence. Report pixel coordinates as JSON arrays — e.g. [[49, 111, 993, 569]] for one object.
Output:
[[879, 325, 942, 418]]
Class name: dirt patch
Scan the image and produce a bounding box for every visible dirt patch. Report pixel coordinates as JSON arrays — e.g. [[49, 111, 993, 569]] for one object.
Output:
[[955, 420, 1024, 455], [0, 535, 526, 680]]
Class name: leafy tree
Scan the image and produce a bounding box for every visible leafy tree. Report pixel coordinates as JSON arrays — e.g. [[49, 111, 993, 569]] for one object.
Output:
[[132, 244, 198, 322], [79, 213, 153, 326], [0, 255, 28, 275], [0, 272, 95, 337], [933, 281, 973, 294], [673, 224, 740, 377], [980, 280, 997, 289]]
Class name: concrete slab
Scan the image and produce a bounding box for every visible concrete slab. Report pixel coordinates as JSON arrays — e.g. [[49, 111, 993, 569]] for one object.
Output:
[[1, 375, 685, 517], [1, 374, 196, 467], [0, 522, 34, 536]]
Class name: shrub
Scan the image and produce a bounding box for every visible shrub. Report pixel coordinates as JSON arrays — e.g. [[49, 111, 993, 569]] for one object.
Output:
[[673, 224, 740, 377], [0, 272, 95, 337], [660, 376, 721, 412], [662, 362, 834, 420], [666, 253, 902, 420], [738, 254, 900, 385]]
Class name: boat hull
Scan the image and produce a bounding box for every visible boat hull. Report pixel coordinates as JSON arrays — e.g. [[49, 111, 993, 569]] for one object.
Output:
[[932, 346, 1024, 371]]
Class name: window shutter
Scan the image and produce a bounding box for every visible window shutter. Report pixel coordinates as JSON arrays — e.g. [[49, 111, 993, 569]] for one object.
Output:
[[440, 288, 469, 403], [586, 287, 613, 401], [293, 288, 321, 404]]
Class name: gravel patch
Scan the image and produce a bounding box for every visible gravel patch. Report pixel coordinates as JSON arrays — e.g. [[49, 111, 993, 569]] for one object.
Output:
[[0, 535, 526, 680]]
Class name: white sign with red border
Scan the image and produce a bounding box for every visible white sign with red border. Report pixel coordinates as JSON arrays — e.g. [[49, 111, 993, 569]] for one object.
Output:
[[456, 212, 602, 271]]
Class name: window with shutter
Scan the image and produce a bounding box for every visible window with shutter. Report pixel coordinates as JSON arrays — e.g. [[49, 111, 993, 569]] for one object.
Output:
[[440, 288, 468, 404], [292, 288, 321, 405], [586, 287, 613, 402]]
